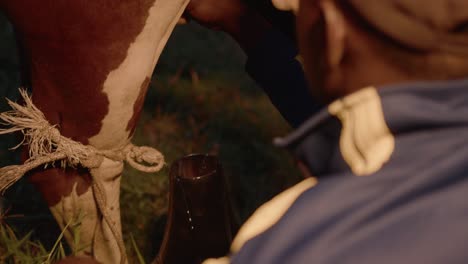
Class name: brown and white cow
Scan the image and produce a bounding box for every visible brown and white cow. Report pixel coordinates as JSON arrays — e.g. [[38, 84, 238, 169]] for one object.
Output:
[[0, 1, 189, 263]]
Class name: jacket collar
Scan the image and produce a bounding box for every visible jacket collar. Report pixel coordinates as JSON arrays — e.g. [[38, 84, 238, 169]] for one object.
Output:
[[275, 78, 468, 177]]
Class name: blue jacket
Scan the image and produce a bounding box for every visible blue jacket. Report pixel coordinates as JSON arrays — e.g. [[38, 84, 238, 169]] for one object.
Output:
[[231, 79, 468, 264]]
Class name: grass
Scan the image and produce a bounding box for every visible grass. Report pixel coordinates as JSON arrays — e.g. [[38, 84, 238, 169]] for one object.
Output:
[[0, 20, 303, 263], [0, 224, 50, 263], [0, 217, 67, 264]]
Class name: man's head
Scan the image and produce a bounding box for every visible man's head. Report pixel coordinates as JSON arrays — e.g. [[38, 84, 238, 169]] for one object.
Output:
[[274, 0, 468, 102]]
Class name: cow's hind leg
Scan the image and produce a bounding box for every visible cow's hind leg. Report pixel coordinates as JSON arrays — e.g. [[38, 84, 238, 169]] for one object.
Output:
[[0, 0, 189, 263]]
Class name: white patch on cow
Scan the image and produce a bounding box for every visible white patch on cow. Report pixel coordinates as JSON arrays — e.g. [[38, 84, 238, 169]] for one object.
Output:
[[50, 158, 125, 263], [89, 0, 190, 149], [81, 2, 189, 262], [50, 183, 96, 256]]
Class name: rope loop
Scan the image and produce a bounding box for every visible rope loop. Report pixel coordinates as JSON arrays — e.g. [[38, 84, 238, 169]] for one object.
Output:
[[81, 154, 105, 169], [125, 145, 165, 173], [0, 88, 166, 190]]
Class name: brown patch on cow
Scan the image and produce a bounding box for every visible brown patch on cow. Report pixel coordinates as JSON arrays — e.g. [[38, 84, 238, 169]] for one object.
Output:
[[127, 77, 151, 137], [29, 167, 93, 206], [1, 0, 157, 206], [21, 149, 92, 206]]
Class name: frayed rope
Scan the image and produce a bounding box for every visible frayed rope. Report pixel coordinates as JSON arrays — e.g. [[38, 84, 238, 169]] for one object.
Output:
[[0, 89, 167, 264], [0, 89, 165, 194]]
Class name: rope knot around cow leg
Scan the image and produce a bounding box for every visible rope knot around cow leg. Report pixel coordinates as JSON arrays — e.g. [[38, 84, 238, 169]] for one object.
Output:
[[0, 88, 167, 264], [80, 154, 105, 169], [124, 145, 165, 173], [49, 127, 62, 143]]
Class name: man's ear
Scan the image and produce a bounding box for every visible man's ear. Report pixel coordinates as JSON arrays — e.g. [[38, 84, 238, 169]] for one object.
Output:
[[321, 0, 346, 69]]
